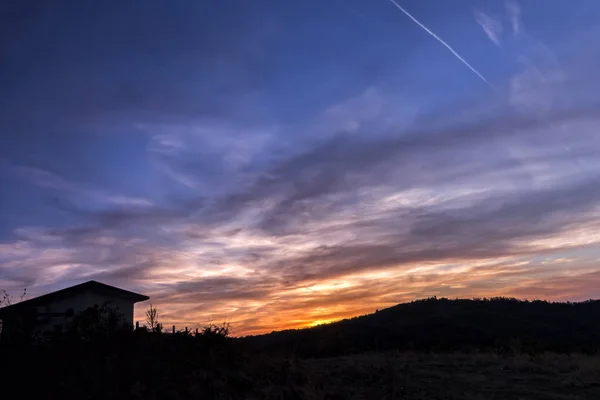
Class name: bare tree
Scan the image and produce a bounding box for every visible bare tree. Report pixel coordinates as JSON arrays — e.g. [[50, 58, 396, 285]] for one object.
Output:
[[145, 304, 161, 332], [1, 290, 11, 308], [1, 288, 26, 308]]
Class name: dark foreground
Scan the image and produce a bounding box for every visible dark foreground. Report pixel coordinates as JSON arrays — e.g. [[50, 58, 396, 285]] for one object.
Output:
[[2, 336, 599, 399], [303, 352, 600, 400], [2, 297, 599, 399]]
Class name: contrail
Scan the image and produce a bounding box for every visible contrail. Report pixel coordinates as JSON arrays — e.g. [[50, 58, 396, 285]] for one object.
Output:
[[388, 0, 495, 91]]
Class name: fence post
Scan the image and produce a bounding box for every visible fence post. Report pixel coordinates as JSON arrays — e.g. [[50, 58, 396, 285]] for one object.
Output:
[[172, 325, 175, 334], [195, 328, 199, 337], [185, 327, 188, 335], [135, 321, 139, 330]]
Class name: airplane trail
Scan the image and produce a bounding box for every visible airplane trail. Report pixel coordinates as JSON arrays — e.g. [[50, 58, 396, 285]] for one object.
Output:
[[388, 0, 496, 91]]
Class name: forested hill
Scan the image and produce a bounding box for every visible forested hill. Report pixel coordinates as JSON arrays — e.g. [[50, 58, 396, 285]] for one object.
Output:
[[241, 297, 600, 357]]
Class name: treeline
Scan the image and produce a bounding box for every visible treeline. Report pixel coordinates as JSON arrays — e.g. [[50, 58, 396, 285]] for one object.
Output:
[[241, 297, 600, 357]]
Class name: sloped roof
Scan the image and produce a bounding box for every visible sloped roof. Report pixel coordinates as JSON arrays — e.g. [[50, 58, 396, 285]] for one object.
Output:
[[0, 281, 149, 316]]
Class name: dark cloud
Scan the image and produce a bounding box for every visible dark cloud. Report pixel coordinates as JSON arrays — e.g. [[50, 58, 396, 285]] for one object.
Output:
[[267, 176, 600, 283], [192, 104, 596, 229], [0, 0, 272, 127], [16, 104, 599, 273]]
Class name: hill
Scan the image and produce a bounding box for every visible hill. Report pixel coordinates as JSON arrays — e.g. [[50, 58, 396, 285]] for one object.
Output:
[[241, 297, 600, 357]]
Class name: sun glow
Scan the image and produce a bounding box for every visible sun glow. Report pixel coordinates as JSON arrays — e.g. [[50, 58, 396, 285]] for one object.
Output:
[[309, 318, 338, 327]]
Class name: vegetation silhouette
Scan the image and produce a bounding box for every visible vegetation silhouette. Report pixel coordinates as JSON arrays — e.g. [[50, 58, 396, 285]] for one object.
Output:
[[144, 303, 162, 333], [1, 297, 599, 399]]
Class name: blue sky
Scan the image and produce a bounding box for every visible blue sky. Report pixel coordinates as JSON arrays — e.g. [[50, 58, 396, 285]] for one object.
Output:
[[2, 0, 600, 334]]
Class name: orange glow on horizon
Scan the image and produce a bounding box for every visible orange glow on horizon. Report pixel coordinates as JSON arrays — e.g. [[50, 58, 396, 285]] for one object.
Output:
[[131, 254, 600, 337]]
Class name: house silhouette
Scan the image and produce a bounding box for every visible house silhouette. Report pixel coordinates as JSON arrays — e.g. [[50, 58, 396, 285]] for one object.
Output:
[[0, 280, 149, 340]]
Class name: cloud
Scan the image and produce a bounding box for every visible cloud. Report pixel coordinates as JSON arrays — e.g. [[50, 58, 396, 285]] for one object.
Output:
[[506, 1, 522, 36], [471, 1, 566, 117], [475, 11, 503, 46], [4, 100, 597, 333], [209, 104, 598, 234], [0, 1, 275, 129], [145, 121, 275, 193], [315, 87, 417, 136], [5, 163, 154, 208]]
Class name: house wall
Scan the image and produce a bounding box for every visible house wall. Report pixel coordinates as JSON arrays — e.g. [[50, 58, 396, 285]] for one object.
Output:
[[34, 290, 136, 333]]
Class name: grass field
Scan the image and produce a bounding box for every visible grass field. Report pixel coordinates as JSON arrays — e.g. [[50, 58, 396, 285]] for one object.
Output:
[[2, 339, 599, 398], [259, 352, 600, 400]]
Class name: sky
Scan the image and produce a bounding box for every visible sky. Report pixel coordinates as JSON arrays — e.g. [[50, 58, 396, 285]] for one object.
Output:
[[1, 0, 600, 335]]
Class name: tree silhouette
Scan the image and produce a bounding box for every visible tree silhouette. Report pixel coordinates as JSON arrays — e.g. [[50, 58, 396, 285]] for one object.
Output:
[[145, 303, 162, 333]]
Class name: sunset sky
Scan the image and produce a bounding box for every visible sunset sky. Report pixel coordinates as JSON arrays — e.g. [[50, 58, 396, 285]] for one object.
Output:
[[2, 0, 600, 335]]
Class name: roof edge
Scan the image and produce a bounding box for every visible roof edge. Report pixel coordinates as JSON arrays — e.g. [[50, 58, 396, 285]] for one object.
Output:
[[0, 281, 150, 314]]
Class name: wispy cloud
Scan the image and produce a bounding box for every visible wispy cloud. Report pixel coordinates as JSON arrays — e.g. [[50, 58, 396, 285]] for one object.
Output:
[[4, 163, 154, 208], [475, 11, 503, 46], [4, 100, 600, 333], [315, 87, 417, 137], [506, 1, 522, 36], [472, 1, 566, 117]]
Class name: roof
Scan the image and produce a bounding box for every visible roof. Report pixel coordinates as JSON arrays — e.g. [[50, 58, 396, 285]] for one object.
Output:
[[0, 281, 149, 316]]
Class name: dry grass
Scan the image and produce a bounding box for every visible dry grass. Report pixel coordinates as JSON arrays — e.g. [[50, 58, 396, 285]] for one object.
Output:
[[281, 352, 600, 400]]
